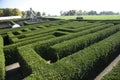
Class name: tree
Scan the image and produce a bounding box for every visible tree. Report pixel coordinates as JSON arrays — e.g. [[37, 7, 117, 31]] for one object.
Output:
[[76, 10, 82, 16], [12, 8, 22, 16], [60, 11, 64, 16], [37, 12, 41, 17], [3, 8, 13, 16], [0, 9, 3, 16], [42, 12, 46, 16], [82, 11, 88, 15], [26, 10, 30, 18], [88, 10, 97, 15]]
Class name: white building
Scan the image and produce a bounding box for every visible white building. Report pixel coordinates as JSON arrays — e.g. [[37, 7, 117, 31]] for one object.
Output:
[[0, 16, 21, 20]]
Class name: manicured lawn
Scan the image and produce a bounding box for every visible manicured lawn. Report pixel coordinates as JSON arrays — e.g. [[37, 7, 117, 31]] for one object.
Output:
[[48, 15, 120, 20]]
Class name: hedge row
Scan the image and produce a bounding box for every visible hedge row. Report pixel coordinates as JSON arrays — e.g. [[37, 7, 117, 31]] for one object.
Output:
[[7, 32, 19, 43], [17, 30, 120, 80], [4, 35, 55, 52], [16, 20, 72, 36], [15, 28, 58, 43], [14, 31, 54, 43], [49, 24, 120, 61], [0, 19, 66, 35], [0, 36, 5, 80], [7, 27, 57, 43], [10, 21, 92, 43], [61, 21, 90, 29], [33, 23, 113, 58], [20, 21, 91, 38], [58, 23, 106, 33], [53, 31, 120, 80]]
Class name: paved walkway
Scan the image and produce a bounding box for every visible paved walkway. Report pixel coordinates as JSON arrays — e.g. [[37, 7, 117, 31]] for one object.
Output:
[[5, 62, 22, 80], [94, 54, 120, 80]]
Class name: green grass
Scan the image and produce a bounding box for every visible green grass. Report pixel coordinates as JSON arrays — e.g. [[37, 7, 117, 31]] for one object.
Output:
[[48, 15, 120, 20]]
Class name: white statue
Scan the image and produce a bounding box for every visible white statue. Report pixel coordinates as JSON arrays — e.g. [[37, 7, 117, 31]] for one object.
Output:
[[30, 8, 37, 21]]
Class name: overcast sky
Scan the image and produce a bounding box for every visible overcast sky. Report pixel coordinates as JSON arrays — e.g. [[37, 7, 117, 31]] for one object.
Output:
[[0, 0, 120, 15]]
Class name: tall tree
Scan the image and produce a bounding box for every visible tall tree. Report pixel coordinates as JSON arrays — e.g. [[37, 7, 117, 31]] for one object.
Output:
[[42, 12, 46, 16], [88, 10, 97, 15], [76, 10, 82, 15], [12, 8, 22, 16], [37, 12, 41, 16], [0, 9, 3, 16]]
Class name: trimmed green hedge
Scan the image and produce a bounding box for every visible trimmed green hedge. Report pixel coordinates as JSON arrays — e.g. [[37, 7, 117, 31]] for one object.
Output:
[[0, 36, 5, 80], [49, 25, 120, 61], [53, 31, 120, 80], [33, 23, 113, 59], [17, 31, 120, 80], [15, 28, 57, 43], [58, 23, 106, 32]]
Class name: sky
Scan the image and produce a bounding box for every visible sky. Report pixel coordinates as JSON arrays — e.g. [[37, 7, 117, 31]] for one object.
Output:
[[0, 0, 120, 15]]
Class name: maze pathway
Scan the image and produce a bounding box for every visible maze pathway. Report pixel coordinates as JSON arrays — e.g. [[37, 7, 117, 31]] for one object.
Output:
[[5, 62, 22, 80]]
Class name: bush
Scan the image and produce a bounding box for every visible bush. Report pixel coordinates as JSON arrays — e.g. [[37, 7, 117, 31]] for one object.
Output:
[[76, 17, 83, 20]]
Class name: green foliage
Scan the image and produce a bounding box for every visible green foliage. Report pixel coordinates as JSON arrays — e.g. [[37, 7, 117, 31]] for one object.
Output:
[[34, 23, 113, 60], [0, 8, 22, 16], [1, 19, 120, 80], [49, 25, 120, 61], [17, 31, 120, 80], [0, 36, 5, 80], [53, 31, 120, 79], [49, 15, 120, 20], [0, 9, 4, 16]]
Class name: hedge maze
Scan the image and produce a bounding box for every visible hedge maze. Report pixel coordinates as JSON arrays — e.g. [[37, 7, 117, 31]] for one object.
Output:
[[0, 20, 120, 80]]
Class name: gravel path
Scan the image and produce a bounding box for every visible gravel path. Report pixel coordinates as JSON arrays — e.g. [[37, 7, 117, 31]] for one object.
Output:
[[94, 54, 120, 80], [5, 62, 22, 80]]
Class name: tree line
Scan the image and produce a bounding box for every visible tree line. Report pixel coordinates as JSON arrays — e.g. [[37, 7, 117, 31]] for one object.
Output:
[[0, 8, 119, 17], [0, 8, 46, 17], [0, 8, 22, 16], [60, 10, 120, 16]]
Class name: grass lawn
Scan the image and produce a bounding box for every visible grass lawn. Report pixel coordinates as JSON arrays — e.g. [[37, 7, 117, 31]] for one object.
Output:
[[48, 15, 120, 20]]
